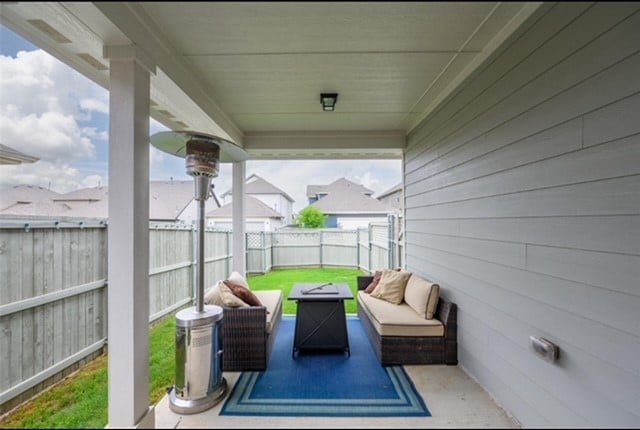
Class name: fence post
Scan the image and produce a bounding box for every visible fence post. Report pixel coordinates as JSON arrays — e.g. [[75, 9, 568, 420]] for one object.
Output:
[[319, 230, 323, 267], [262, 231, 266, 274], [269, 231, 273, 272], [245, 232, 249, 274], [368, 224, 372, 273], [388, 215, 394, 269], [356, 228, 360, 270], [227, 229, 231, 277]]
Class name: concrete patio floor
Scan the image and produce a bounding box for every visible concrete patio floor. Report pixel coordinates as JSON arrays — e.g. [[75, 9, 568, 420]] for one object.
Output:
[[154, 364, 520, 428]]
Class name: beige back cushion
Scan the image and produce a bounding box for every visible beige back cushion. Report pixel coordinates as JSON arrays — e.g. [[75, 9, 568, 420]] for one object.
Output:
[[404, 274, 440, 319], [204, 280, 224, 306], [370, 269, 412, 305], [205, 280, 249, 308], [227, 271, 250, 289]]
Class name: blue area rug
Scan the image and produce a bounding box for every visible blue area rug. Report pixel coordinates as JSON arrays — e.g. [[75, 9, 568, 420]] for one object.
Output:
[[220, 315, 430, 417]]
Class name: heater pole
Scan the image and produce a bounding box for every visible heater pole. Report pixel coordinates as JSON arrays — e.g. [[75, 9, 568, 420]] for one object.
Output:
[[194, 175, 210, 313], [196, 196, 205, 312]]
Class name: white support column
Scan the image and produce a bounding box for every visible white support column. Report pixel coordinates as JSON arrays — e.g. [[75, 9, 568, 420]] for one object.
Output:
[[232, 161, 246, 274], [104, 45, 156, 429]]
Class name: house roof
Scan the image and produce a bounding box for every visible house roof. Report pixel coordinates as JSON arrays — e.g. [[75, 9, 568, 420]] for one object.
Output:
[[59, 199, 108, 219], [376, 182, 402, 199], [0, 200, 71, 217], [0, 184, 62, 211], [221, 173, 294, 202], [306, 177, 374, 199], [0, 181, 220, 221], [53, 186, 109, 202], [308, 187, 391, 215], [51, 181, 198, 220], [207, 195, 284, 219], [149, 180, 199, 221]]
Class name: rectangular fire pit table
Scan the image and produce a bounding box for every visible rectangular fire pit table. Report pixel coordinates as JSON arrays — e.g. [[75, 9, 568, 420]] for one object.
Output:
[[288, 282, 354, 357]]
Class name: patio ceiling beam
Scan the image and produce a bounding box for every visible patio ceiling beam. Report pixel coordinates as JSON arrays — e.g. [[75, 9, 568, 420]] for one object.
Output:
[[243, 130, 405, 160]]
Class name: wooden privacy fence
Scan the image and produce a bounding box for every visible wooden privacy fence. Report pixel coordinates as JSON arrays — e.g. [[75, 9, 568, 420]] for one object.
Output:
[[0, 217, 400, 411]]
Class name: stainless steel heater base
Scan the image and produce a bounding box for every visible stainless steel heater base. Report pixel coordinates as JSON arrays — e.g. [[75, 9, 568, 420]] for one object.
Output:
[[168, 378, 227, 415]]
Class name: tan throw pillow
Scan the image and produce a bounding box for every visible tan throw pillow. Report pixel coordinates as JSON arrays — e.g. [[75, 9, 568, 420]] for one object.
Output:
[[223, 280, 263, 307], [404, 274, 440, 319], [227, 271, 250, 289], [364, 268, 401, 294], [204, 280, 224, 306], [219, 281, 249, 308], [370, 269, 412, 305]]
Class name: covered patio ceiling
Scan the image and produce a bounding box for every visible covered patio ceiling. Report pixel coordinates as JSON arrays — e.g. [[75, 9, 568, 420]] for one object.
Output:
[[0, 2, 542, 159]]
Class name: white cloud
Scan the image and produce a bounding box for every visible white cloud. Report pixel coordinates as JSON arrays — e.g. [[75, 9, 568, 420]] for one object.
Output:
[[1, 111, 95, 160], [81, 174, 106, 188], [79, 98, 109, 115], [354, 171, 381, 192], [0, 160, 90, 193], [0, 48, 109, 191], [81, 127, 108, 141], [0, 50, 107, 118]]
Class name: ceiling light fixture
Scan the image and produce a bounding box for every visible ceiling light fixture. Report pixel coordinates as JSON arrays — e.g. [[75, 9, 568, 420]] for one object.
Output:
[[320, 93, 338, 111]]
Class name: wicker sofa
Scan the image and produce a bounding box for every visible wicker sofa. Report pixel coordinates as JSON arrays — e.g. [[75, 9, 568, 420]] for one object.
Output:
[[220, 289, 283, 371], [357, 274, 458, 366]]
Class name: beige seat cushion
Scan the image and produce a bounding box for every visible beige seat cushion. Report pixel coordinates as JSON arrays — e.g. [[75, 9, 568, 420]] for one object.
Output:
[[254, 290, 283, 334], [358, 291, 444, 337], [404, 274, 440, 319], [370, 269, 412, 305]]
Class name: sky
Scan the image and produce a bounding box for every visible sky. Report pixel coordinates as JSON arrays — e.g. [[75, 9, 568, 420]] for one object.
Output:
[[0, 24, 401, 213]]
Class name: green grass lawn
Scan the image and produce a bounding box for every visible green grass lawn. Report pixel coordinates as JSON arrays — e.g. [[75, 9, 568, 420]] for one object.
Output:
[[0, 267, 366, 428], [248, 267, 365, 314]]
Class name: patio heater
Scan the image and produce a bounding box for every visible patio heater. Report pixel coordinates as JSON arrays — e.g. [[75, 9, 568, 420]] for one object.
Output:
[[150, 130, 248, 414]]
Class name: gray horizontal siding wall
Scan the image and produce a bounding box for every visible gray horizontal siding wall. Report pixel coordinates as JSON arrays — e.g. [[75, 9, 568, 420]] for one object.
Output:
[[404, 3, 640, 428]]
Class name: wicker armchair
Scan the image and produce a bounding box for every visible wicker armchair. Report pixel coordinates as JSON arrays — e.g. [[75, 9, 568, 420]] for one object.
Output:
[[221, 291, 283, 372]]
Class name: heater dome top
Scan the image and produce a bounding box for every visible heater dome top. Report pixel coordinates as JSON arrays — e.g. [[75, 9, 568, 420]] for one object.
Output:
[[150, 130, 248, 162]]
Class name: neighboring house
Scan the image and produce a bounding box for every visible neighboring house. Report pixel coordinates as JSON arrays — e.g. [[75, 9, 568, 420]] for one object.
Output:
[[149, 180, 221, 224], [304, 177, 392, 229], [376, 182, 403, 215], [0, 180, 220, 224], [0, 184, 65, 217], [307, 177, 375, 204], [220, 173, 295, 226], [206, 195, 285, 231]]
